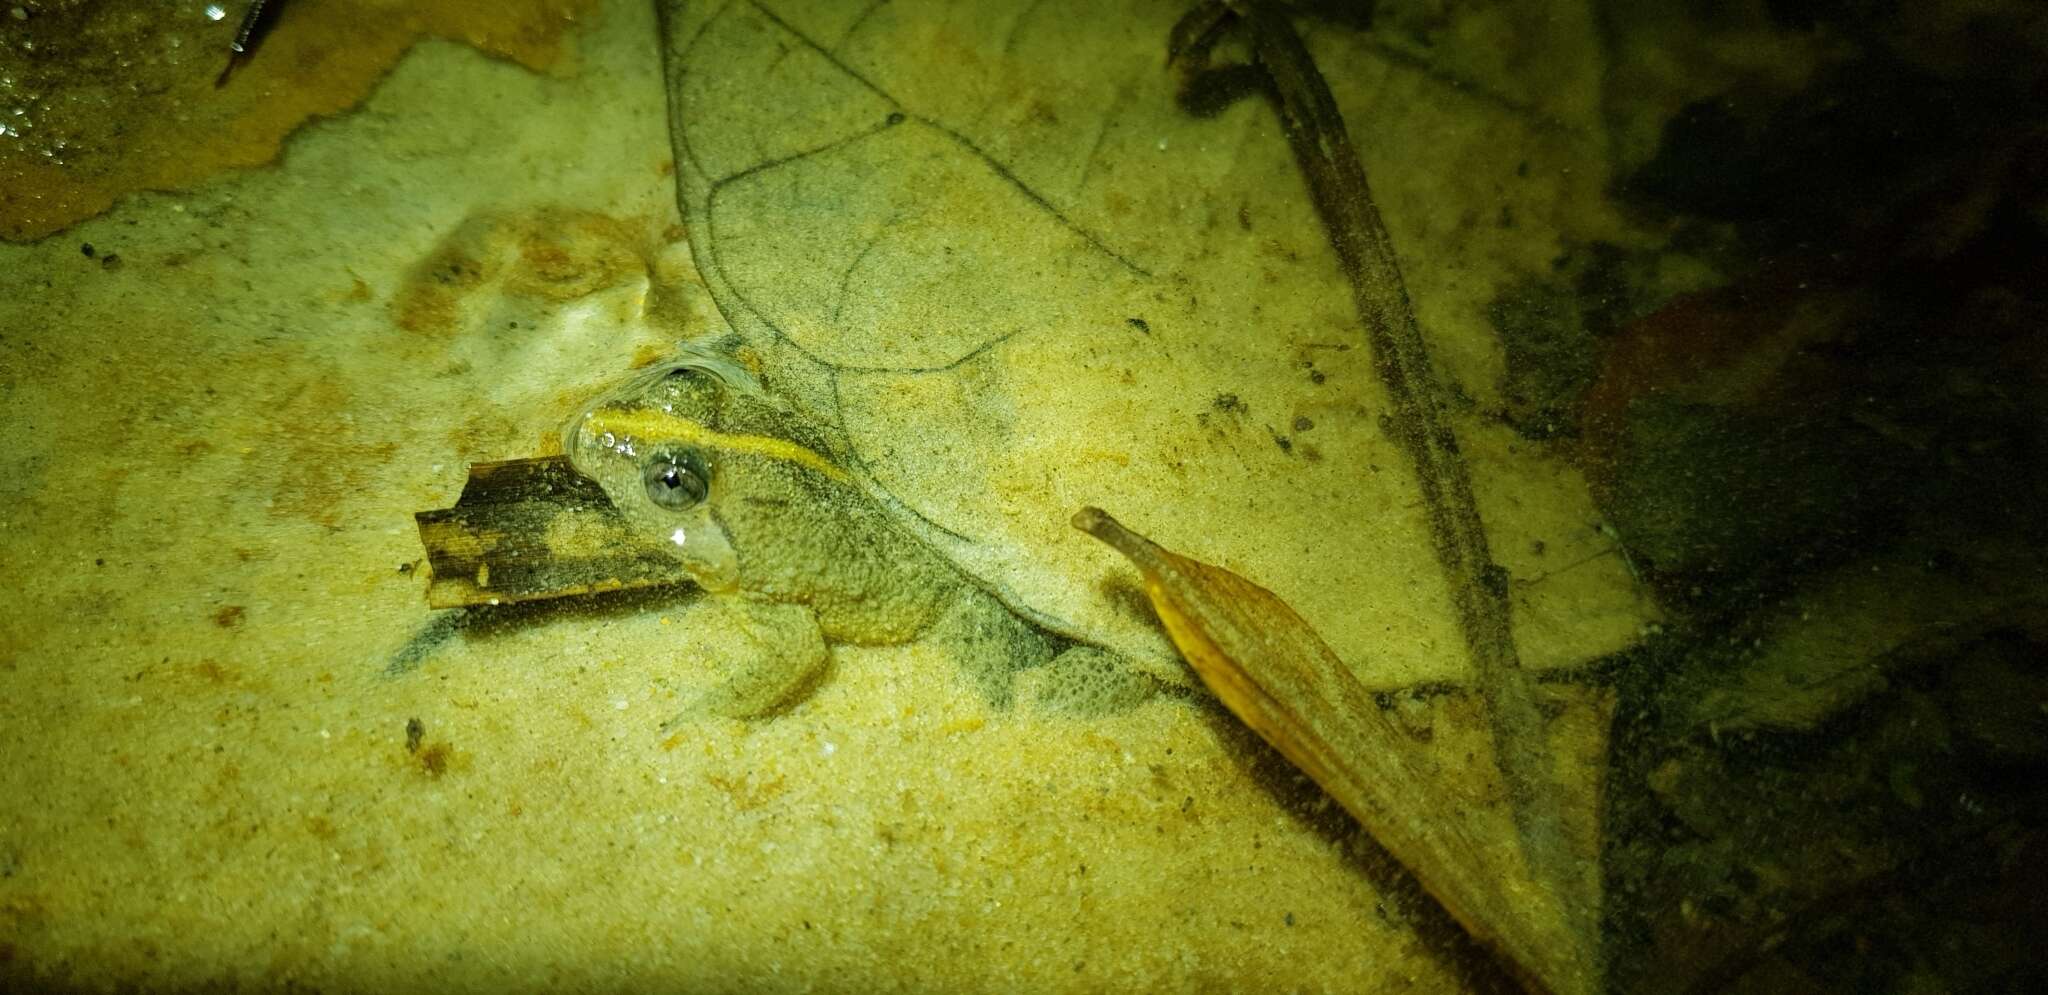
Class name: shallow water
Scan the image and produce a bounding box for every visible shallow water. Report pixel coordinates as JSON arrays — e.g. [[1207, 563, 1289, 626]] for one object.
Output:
[[4, 1, 2044, 992]]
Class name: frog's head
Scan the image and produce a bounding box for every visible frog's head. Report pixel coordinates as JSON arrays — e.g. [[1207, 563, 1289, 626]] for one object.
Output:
[[562, 352, 860, 596]]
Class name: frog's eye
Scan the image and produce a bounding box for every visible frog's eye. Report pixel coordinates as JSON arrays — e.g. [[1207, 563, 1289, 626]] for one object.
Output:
[[641, 449, 711, 511]]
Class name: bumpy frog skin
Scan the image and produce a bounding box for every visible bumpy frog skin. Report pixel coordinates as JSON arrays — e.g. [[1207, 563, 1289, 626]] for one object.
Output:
[[564, 349, 1162, 722]]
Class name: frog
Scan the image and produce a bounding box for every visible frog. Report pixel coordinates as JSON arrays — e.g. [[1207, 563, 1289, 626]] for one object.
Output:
[[562, 347, 1170, 723]]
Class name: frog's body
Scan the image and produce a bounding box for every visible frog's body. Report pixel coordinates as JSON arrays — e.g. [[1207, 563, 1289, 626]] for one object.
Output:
[[564, 350, 1162, 721]]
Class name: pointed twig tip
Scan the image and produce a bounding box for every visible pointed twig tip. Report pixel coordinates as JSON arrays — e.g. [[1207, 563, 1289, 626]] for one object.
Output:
[[1072, 505, 1132, 545], [1072, 506, 1161, 565]]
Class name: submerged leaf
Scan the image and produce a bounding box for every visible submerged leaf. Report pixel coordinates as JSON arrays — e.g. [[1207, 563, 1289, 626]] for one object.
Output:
[[1075, 506, 1609, 995]]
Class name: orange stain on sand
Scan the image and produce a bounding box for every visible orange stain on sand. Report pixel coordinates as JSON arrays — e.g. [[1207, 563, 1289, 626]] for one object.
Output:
[[0, 0, 598, 242]]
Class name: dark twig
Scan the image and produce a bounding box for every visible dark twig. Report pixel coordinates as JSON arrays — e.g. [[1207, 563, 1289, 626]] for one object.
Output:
[[1168, 3, 1597, 991], [216, 0, 283, 88]]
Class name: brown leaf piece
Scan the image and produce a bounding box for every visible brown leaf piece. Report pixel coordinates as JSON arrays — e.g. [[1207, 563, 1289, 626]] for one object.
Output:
[[414, 456, 690, 608], [1075, 506, 1610, 995]]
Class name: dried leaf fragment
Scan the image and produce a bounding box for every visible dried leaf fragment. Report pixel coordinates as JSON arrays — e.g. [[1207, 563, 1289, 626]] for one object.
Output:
[[414, 456, 690, 607], [1074, 505, 1605, 995], [1073, 506, 1377, 809]]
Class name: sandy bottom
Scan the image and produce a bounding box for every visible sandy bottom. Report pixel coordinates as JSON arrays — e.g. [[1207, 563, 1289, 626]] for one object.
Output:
[[0, 2, 1468, 990]]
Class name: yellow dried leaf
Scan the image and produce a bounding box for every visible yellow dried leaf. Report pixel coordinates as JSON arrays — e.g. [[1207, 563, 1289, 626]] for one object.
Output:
[[1074, 506, 1607, 995]]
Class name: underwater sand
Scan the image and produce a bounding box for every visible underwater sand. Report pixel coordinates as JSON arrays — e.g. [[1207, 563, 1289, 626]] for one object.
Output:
[[0, 3, 1492, 990]]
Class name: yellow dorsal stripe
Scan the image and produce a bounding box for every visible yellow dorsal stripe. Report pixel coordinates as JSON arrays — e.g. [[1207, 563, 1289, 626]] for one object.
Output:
[[583, 408, 850, 483]]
